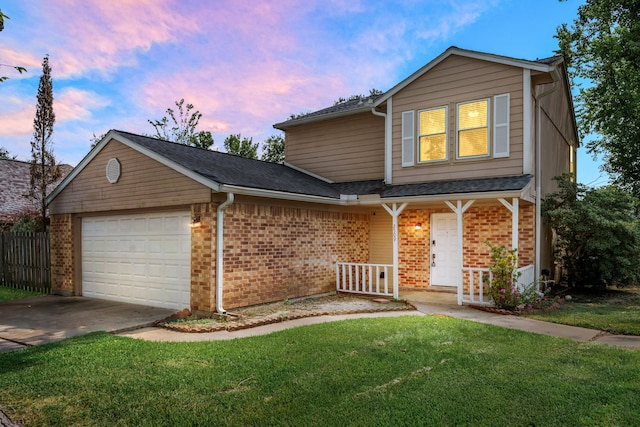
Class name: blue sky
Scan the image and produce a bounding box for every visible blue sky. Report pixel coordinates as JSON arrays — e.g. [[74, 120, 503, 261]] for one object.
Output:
[[0, 0, 607, 185]]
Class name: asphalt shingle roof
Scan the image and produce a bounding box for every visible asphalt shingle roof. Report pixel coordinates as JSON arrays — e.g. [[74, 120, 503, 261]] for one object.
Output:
[[0, 159, 72, 223], [115, 131, 341, 199], [113, 131, 532, 202]]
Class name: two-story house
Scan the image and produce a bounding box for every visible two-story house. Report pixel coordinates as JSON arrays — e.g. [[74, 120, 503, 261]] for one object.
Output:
[[47, 47, 577, 313]]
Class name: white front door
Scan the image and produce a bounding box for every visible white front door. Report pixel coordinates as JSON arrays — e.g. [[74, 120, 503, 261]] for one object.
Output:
[[430, 213, 458, 286]]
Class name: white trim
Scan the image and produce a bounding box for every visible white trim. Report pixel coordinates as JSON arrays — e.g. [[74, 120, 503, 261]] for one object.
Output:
[[456, 98, 491, 160], [381, 202, 408, 299], [498, 197, 519, 253], [493, 93, 510, 158], [219, 184, 345, 204], [523, 69, 532, 174], [401, 110, 415, 167], [216, 192, 234, 314], [444, 199, 474, 305], [417, 105, 449, 164]]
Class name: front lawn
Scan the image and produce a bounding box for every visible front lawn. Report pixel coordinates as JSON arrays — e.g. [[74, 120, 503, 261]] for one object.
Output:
[[0, 286, 44, 302], [525, 287, 640, 335], [1, 316, 638, 426]]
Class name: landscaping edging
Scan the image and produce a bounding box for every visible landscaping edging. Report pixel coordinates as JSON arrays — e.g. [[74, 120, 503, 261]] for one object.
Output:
[[468, 299, 564, 316], [156, 303, 417, 333]]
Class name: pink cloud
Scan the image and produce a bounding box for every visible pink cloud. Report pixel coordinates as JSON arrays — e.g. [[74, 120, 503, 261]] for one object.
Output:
[[27, 0, 201, 78], [0, 106, 35, 136], [55, 88, 110, 122]]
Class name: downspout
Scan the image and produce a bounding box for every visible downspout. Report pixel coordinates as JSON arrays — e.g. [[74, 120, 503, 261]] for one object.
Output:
[[216, 192, 234, 314], [534, 69, 560, 279], [371, 97, 392, 184]]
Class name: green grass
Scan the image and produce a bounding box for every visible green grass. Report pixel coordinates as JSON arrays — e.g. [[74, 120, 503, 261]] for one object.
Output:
[[0, 286, 44, 302], [525, 288, 640, 336], [1, 315, 639, 426]]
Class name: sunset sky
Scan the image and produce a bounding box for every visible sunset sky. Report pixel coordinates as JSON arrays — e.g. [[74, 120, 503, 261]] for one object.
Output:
[[0, 0, 606, 185]]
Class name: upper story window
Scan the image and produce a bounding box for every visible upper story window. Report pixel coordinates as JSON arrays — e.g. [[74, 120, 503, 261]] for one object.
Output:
[[418, 106, 447, 162], [457, 99, 489, 158], [401, 93, 510, 167]]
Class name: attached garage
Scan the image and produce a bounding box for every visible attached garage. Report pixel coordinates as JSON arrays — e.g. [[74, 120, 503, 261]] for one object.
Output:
[[81, 211, 191, 309]]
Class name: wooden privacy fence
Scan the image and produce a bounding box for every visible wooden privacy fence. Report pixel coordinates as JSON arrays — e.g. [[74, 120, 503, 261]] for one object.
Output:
[[0, 232, 51, 292]]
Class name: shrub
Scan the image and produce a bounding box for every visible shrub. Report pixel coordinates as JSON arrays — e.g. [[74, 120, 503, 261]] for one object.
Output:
[[543, 174, 640, 288]]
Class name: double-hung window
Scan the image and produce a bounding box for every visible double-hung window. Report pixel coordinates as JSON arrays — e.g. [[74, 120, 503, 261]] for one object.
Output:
[[418, 106, 447, 163], [457, 99, 489, 158]]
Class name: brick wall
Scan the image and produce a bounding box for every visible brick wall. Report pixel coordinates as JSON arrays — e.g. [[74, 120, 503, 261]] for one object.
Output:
[[50, 213, 75, 295], [190, 203, 215, 313], [396, 202, 535, 290], [220, 202, 369, 309]]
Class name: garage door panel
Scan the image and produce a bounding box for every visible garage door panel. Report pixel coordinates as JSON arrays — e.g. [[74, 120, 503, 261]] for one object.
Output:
[[82, 211, 191, 309]]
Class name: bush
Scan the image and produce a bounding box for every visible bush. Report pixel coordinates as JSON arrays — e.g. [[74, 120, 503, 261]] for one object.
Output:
[[543, 175, 640, 288], [486, 241, 555, 311]]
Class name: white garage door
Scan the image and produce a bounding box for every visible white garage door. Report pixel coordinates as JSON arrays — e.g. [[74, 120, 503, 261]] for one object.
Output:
[[82, 211, 191, 309]]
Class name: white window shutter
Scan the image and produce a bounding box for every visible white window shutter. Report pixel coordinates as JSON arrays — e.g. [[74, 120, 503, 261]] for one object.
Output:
[[402, 110, 415, 166], [493, 93, 510, 158]]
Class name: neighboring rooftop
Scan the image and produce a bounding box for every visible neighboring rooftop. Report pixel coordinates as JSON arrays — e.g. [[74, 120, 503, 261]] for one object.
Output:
[[0, 159, 72, 223]]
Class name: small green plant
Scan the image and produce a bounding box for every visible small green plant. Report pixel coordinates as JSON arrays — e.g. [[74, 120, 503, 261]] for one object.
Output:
[[486, 241, 521, 310]]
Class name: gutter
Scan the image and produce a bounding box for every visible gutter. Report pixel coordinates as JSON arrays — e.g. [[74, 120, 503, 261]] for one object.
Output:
[[216, 192, 234, 314], [371, 98, 393, 184]]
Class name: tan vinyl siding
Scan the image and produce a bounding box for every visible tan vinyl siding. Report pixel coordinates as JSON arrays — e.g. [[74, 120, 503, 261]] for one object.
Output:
[[392, 55, 525, 184], [539, 74, 577, 197], [369, 208, 392, 264], [49, 139, 211, 214], [285, 112, 385, 182]]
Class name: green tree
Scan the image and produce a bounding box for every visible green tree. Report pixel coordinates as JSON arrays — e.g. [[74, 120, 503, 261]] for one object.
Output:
[[30, 55, 61, 230], [260, 134, 285, 163], [543, 174, 640, 288], [556, 0, 640, 193], [223, 134, 258, 159], [334, 88, 383, 105], [148, 99, 214, 149]]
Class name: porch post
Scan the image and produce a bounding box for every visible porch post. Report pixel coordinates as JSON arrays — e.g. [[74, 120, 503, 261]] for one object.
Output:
[[382, 202, 408, 299], [498, 197, 519, 255], [445, 200, 474, 305]]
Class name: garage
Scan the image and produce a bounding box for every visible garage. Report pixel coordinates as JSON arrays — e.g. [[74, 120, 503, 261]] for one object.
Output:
[[81, 211, 191, 310]]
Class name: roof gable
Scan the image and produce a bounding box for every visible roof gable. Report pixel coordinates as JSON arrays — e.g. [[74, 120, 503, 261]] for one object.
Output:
[[374, 46, 560, 107]]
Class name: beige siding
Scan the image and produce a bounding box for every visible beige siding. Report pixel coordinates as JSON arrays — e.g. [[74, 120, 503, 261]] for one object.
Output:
[[392, 55, 525, 184], [369, 208, 392, 264], [539, 70, 578, 197], [285, 112, 385, 182], [49, 139, 211, 214]]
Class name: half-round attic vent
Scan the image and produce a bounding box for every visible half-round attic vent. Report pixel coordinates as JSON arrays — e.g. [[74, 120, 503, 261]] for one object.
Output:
[[106, 158, 121, 183]]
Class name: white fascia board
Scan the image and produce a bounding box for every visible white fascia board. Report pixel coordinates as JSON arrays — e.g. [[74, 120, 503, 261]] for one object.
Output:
[[356, 189, 527, 205], [375, 47, 553, 108], [219, 184, 345, 205]]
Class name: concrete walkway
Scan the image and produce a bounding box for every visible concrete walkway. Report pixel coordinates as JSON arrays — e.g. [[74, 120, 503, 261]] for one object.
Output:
[[121, 292, 640, 349]]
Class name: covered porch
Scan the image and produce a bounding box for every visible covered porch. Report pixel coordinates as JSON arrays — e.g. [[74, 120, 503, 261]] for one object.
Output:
[[336, 186, 537, 306]]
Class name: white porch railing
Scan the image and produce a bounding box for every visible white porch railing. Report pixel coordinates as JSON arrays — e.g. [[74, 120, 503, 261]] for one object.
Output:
[[336, 263, 393, 297], [461, 264, 536, 306]]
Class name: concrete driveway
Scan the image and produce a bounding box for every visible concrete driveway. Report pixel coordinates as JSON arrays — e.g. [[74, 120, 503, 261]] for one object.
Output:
[[0, 295, 175, 352]]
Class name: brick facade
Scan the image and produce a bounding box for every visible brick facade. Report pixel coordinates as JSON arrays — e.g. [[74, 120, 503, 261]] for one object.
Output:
[[396, 202, 535, 290], [50, 213, 75, 295], [49, 199, 534, 311], [221, 202, 369, 309]]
